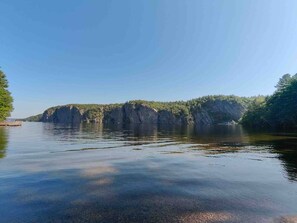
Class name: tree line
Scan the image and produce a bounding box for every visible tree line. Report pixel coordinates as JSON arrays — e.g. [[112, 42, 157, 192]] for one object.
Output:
[[1, 67, 297, 130], [241, 73, 297, 129]]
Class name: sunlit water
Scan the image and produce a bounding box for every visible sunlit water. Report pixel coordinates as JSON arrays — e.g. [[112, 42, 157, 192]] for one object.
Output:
[[0, 122, 297, 222]]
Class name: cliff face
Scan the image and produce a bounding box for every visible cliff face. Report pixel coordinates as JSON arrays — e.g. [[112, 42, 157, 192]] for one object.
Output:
[[123, 103, 158, 124], [158, 110, 190, 125], [192, 100, 246, 125], [35, 96, 248, 126], [40, 106, 84, 124]]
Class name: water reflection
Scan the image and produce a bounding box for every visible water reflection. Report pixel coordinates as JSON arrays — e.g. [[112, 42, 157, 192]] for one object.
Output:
[[39, 123, 297, 182], [1, 123, 297, 222], [1, 157, 295, 222], [263, 137, 297, 182], [0, 127, 8, 158]]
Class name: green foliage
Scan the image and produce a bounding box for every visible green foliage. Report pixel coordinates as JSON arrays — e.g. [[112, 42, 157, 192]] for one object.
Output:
[[83, 108, 104, 120], [24, 114, 43, 122], [240, 98, 269, 128], [267, 78, 297, 128], [67, 103, 123, 111], [0, 70, 13, 121], [128, 100, 189, 116], [129, 95, 251, 117], [241, 73, 297, 129], [275, 74, 294, 91]]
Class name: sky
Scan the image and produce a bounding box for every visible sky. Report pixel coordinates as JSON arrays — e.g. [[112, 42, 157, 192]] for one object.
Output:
[[1, 0, 297, 118]]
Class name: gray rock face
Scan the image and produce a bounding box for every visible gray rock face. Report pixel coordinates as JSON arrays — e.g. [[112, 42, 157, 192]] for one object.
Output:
[[40, 106, 83, 124], [103, 107, 124, 124], [158, 110, 177, 125], [192, 100, 246, 126], [40, 109, 55, 122], [55, 106, 82, 124], [123, 103, 140, 124], [123, 103, 158, 124], [158, 110, 192, 125], [193, 109, 213, 126], [38, 98, 247, 126]]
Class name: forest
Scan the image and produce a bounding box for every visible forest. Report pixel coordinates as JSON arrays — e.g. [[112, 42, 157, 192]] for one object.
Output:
[[241, 74, 297, 129]]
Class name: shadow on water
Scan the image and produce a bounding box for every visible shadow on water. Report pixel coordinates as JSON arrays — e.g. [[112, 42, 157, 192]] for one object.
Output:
[[0, 127, 8, 158]]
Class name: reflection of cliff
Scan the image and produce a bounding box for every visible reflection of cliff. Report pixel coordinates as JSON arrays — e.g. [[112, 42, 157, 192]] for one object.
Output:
[[0, 127, 8, 158], [86, 123, 246, 144], [40, 122, 297, 182], [157, 124, 247, 145], [122, 126, 297, 182]]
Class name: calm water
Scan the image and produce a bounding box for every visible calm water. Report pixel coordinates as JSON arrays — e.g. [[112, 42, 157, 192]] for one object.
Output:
[[1, 123, 297, 223]]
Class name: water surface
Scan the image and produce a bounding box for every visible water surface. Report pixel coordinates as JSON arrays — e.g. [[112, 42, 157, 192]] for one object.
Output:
[[0, 123, 297, 222]]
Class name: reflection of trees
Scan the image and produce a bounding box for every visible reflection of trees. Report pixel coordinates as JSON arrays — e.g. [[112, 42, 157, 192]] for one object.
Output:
[[41, 122, 248, 144], [0, 127, 8, 158], [40, 123, 297, 182], [268, 138, 297, 182], [278, 150, 297, 182], [245, 132, 297, 182], [126, 125, 297, 182], [157, 125, 248, 152]]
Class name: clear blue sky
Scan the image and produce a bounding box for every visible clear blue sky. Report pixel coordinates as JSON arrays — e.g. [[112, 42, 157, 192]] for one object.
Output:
[[1, 0, 297, 118]]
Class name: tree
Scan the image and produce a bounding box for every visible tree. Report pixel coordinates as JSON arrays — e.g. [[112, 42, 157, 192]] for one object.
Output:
[[242, 73, 297, 129], [0, 70, 13, 121], [267, 78, 297, 128], [275, 74, 292, 91]]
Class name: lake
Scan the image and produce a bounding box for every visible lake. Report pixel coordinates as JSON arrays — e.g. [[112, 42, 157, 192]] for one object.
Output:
[[0, 122, 297, 222]]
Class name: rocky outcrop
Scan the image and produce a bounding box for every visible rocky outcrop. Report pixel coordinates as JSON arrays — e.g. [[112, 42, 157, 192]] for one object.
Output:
[[123, 103, 158, 124], [40, 106, 84, 124], [192, 100, 246, 125], [33, 96, 249, 126], [83, 108, 104, 123], [40, 108, 56, 122], [158, 110, 192, 125], [103, 107, 123, 124]]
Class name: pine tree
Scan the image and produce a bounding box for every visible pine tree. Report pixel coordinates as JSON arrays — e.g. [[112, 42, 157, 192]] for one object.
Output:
[[275, 74, 292, 91]]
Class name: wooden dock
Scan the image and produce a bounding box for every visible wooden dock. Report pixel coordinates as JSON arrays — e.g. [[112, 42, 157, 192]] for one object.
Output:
[[0, 121, 22, 126]]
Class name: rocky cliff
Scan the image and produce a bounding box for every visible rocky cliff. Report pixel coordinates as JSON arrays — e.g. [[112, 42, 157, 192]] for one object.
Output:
[[191, 99, 246, 125], [30, 96, 250, 126]]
